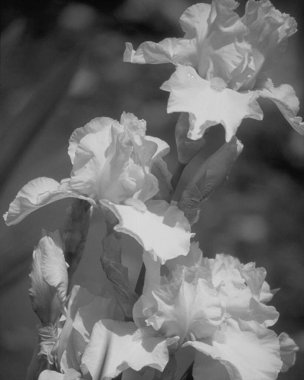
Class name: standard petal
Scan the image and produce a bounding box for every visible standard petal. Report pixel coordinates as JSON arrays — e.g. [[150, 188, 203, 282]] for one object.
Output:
[[161, 65, 263, 141], [258, 79, 304, 135], [4, 177, 92, 226], [101, 199, 193, 264], [196, 0, 255, 88], [68, 117, 117, 164], [179, 3, 211, 40], [243, 0, 297, 54], [187, 319, 282, 380], [81, 320, 169, 380], [146, 273, 223, 342], [123, 38, 198, 67], [70, 115, 161, 204]]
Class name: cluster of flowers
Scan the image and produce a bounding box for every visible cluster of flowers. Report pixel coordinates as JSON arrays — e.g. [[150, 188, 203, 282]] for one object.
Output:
[[4, 1, 302, 379]]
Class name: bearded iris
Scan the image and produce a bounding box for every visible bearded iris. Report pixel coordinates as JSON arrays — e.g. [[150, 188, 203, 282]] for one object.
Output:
[[82, 245, 296, 380], [4, 113, 193, 264], [124, 0, 304, 140]]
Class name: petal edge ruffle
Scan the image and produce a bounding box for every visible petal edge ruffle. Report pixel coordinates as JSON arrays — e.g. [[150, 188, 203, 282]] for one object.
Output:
[[4, 177, 93, 226], [101, 199, 193, 264]]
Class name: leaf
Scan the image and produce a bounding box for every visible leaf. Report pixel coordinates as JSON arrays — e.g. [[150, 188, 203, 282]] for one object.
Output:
[[101, 231, 138, 319], [172, 137, 243, 224]]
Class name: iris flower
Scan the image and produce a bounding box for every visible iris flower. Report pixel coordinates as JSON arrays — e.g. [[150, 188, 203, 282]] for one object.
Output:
[[124, 0, 304, 141], [77, 244, 298, 380], [4, 113, 193, 263]]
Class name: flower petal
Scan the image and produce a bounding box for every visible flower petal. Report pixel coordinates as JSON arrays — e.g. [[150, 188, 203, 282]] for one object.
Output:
[[38, 369, 82, 380], [161, 65, 263, 141], [123, 38, 198, 67], [279, 332, 299, 372], [101, 199, 193, 264], [146, 272, 223, 342], [187, 319, 282, 380], [243, 0, 297, 54], [58, 285, 124, 372], [68, 117, 117, 164], [259, 79, 304, 135], [144, 136, 170, 161], [38, 371, 65, 380], [70, 114, 161, 204], [4, 177, 92, 226], [196, 0, 255, 88], [81, 320, 169, 379], [179, 3, 211, 40], [249, 298, 279, 327]]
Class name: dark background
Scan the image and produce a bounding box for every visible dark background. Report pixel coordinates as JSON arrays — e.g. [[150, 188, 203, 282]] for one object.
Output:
[[0, 0, 304, 379]]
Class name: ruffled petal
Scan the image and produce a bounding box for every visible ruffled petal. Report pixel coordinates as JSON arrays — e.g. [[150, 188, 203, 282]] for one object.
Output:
[[279, 332, 299, 372], [197, 0, 256, 88], [243, 0, 297, 54], [187, 319, 282, 380], [4, 177, 92, 226], [179, 3, 211, 40], [146, 273, 223, 342], [208, 254, 279, 326], [68, 117, 117, 164], [161, 65, 263, 141], [249, 298, 279, 327], [258, 79, 304, 135], [81, 320, 169, 379], [70, 114, 162, 204], [123, 38, 198, 67], [101, 199, 193, 264]]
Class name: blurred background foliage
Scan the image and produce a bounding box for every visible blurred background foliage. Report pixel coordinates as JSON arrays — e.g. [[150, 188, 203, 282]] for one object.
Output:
[[0, 0, 303, 379]]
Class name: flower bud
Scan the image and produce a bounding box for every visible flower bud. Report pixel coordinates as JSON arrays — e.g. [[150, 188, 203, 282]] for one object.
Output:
[[29, 231, 68, 324]]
